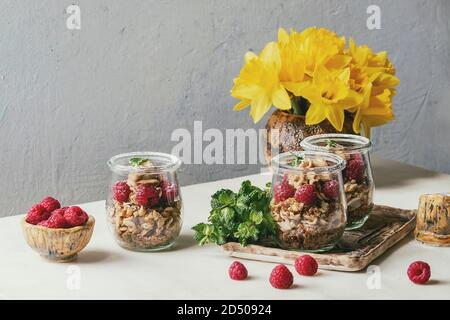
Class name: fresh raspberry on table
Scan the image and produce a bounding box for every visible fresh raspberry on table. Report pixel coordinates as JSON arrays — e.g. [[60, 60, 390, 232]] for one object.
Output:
[[46, 212, 68, 228], [269, 264, 293, 289], [228, 261, 248, 280], [407, 261, 431, 284], [26, 204, 51, 225], [273, 179, 295, 202], [161, 180, 178, 202], [322, 180, 339, 199], [135, 184, 159, 207], [346, 159, 365, 181], [112, 181, 131, 203], [294, 184, 316, 205], [295, 255, 318, 276], [63, 206, 88, 227], [40, 196, 61, 213]]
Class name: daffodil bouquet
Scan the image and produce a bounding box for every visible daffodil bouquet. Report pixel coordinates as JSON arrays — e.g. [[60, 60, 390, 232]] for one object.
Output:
[[231, 27, 399, 136]]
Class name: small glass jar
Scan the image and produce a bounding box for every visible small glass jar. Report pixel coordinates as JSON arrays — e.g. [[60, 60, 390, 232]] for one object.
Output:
[[270, 151, 347, 252], [106, 152, 183, 251], [301, 134, 374, 230]]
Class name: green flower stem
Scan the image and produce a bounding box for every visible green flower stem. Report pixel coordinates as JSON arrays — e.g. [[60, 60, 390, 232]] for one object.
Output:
[[291, 97, 309, 116], [291, 97, 302, 115]]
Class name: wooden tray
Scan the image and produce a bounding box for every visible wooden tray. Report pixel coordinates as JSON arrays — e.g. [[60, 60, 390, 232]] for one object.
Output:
[[223, 204, 416, 271]]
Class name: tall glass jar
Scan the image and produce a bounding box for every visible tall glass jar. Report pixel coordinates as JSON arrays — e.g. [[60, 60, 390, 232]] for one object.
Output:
[[106, 152, 183, 251], [301, 134, 374, 230], [270, 151, 347, 252]]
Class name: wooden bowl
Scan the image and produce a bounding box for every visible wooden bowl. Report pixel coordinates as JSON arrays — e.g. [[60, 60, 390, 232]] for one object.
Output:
[[21, 216, 95, 262]]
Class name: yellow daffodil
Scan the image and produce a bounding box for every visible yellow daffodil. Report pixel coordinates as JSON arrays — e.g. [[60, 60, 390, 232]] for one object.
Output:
[[352, 83, 394, 136], [302, 66, 363, 131], [347, 38, 399, 134], [231, 42, 291, 123], [230, 27, 399, 133], [293, 27, 349, 76], [276, 28, 308, 96]]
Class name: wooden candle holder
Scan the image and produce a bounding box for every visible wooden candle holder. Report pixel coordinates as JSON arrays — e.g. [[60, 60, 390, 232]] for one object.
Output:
[[415, 193, 450, 246]]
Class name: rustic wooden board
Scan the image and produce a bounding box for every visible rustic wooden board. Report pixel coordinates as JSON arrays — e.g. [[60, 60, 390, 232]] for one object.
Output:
[[223, 205, 416, 271]]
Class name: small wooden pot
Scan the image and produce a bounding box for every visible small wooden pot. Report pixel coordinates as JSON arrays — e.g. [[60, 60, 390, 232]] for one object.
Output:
[[415, 193, 450, 246], [21, 216, 95, 262]]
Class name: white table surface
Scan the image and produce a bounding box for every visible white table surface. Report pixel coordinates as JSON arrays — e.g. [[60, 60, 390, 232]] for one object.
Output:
[[1, 156, 449, 300]]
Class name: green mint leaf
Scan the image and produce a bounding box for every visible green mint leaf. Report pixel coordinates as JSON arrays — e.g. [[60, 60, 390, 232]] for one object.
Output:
[[326, 139, 338, 148], [290, 152, 303, 167], [234, 222, 258, 246], [129, 157, 149, 167], [250, 211, 264, 225], [210, 189, 236, 209]]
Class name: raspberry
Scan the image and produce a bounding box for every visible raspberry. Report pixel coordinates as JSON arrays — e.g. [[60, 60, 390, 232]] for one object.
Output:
[[407, 261, 431, 284], [37, 220, 48, 227], [46, 212, 68, 228], [161, 180, 178, 203], [135, 184, 159, 207], [294, 184, 316, 205], [273, 179, 295, 202], [40, 196, 61, 212], [269, 264, 293, 289], [322, 180, 339, 199], [346, 159, 365, 181], [295, 255, 318, 276], [64, 206, 88, 227], [350, 153, 363, 162], [228, 261, 248, 280], [112, 181, 131, 203], [52, 207, 68, 216], [26, 204, 51, 225]]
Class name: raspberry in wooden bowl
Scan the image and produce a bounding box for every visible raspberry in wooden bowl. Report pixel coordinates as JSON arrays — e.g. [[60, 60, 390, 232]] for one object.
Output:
[[21, 197, 95, 262]]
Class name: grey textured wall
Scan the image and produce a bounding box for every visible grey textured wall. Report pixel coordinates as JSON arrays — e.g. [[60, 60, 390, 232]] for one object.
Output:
[[1, 0, 449, 216]]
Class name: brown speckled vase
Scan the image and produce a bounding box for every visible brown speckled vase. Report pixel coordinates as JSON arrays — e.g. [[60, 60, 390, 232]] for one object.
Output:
[[264, 110, 356, 163]]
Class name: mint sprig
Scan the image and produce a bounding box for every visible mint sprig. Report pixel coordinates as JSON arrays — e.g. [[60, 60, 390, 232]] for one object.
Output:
[[290, 152, 304, 167], [326, 139, 338, 148], [129, 157, 148, 167], [192, 180, 276, 247]]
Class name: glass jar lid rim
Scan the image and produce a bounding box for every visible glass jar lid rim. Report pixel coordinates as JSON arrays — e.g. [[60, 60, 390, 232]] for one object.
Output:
[[300, 133, 372, 153], [107, 152, 181, 174], [271, 151, 346, 173]]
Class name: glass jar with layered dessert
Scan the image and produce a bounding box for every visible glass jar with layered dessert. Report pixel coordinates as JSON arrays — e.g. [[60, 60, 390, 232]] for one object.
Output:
[[270, 151, 347, 252], [301, 134, 374, 230], [106, 152, 183, 251]]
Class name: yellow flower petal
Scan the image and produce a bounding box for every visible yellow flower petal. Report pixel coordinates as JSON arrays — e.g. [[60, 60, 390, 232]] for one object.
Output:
[[233, 99, 250, 111], [244, 51, 258, 63], [278, 28, 289, 44], [326, 55, 351, 70], [231, 84, 261, 100], [250, 94, 271, 123], [305, 103, 327, 125], [259, 42, 281, 70], [335, 89, 363, 109], [271, 85, 291, 110], [281, 81, 309, 96], [326, 106, 345, 131]]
